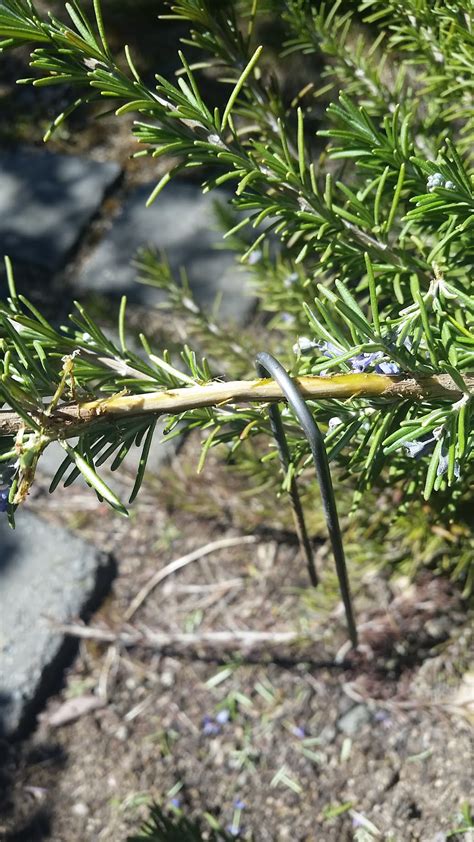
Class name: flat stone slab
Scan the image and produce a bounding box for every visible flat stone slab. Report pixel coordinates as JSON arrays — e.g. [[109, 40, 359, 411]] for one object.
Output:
[[0, 147, 121, 271], [78, 181, 254, 323], [0, 512, 115, 738]]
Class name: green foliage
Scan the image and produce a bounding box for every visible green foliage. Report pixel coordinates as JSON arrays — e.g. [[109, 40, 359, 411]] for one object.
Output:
[[127, 803, 235, 842], [0, 0, 472, 584], [444, 802, 474, 839]]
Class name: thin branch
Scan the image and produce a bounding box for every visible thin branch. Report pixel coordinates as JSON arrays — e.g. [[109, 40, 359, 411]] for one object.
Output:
[[55, 623, 316, 651], [0, 372, 470, 438], [124, 534, 257, 622]]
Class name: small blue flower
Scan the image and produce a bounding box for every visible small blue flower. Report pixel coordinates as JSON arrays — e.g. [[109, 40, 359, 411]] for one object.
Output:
[[291, 725, 306, 739], [317, 340, 344, 358], [216, 709, 230, 725], [350, 352, 382, 372], [233, 799, 246, 810], [444, 180, 455, 190], [374, 709, 392, 727], [352, 814, 365, 829], [202, 715, 220, 736], [226, 824, 241, 837], [170, 797, 181, 809], [375, 361, 400, 375]]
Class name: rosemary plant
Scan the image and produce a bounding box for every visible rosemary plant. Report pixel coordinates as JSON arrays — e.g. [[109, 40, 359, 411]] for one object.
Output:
[[0, 1, 472, 589]]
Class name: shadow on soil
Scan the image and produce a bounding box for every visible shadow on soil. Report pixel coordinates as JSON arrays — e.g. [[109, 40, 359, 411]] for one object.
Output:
[[0, 736, 66, 841], [0, 524, 116, 838]]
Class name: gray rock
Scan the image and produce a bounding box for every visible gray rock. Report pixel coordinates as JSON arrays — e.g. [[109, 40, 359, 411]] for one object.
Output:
[[337, 703, 371, 736], [0, 147, 121, 270], [0, 511, 115, 737], [77, 181, 254, 323], [317, 724, 337, 745]]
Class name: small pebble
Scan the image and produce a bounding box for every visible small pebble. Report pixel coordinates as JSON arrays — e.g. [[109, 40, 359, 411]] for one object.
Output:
[[115, 725, 128, 741], [161, 670, 175, 688], [338, 704, 371, 736], [72, 802, 89, 817]]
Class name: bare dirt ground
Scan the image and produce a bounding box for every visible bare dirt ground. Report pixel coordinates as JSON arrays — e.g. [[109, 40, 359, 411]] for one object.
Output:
[[0, 6, 473, 840], [0, 443, 472, 842]]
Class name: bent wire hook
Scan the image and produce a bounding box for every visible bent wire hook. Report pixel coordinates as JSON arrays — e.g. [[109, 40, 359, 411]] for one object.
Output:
[[255, 352, 358, 648]]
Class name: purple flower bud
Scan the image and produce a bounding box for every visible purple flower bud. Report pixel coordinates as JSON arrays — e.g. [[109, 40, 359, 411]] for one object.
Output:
[[233, 799, 246, 810], [170, 797, 181, 809], [226, 824, 241, 837]]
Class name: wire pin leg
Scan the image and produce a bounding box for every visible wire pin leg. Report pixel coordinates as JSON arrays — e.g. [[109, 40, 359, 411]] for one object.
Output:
[[255, 352, 358, 648]]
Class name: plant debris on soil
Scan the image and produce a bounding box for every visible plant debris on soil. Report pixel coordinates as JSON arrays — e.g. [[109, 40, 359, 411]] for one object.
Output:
[[0, 444, 472, 842]]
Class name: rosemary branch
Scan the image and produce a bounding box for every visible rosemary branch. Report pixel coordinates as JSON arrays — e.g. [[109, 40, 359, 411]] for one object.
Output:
[[0, 372, 470, 439]]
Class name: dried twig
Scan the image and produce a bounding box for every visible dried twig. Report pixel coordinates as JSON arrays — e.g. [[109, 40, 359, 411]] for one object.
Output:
[[57, 623, 311, 652], [124, 534, 257, 621]]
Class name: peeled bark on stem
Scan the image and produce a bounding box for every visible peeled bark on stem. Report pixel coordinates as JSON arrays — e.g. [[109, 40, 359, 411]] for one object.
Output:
[[0, 372, 471, 438]]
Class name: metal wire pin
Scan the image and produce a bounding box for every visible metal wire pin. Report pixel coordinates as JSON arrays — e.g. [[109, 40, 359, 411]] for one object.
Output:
[[255, 351, 358, 648]]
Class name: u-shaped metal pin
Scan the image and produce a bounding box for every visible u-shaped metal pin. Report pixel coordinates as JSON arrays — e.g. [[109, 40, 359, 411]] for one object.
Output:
[[255, 351, 358, 648]]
